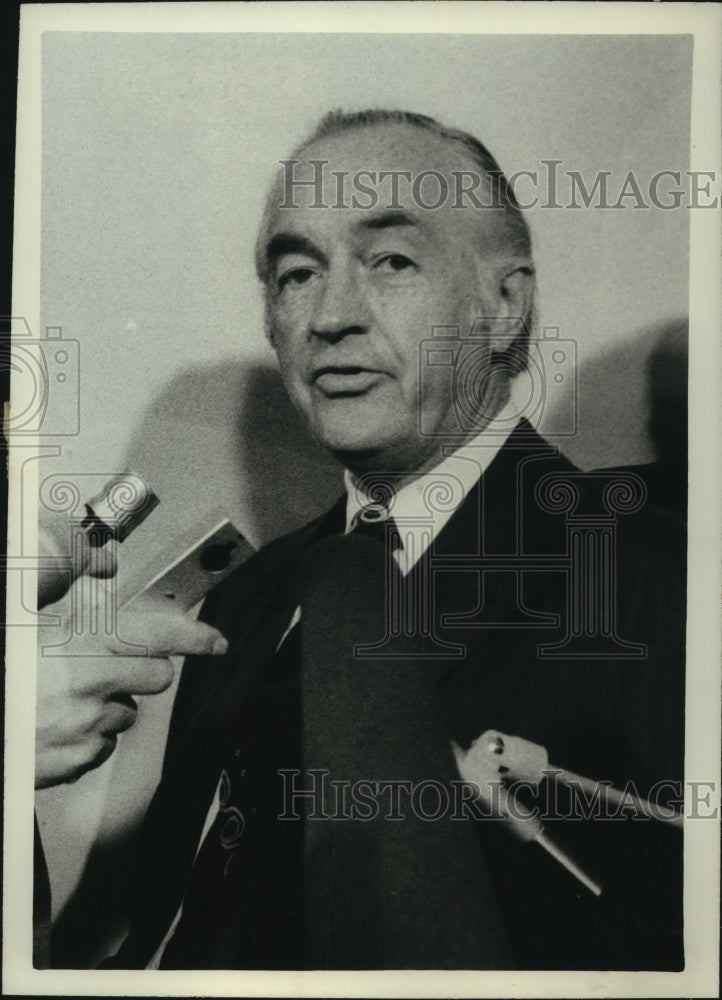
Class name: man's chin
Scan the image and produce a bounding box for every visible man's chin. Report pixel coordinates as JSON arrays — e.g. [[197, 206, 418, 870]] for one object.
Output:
[[318, 434, 388, 470], [313, 427, 429, 478], [305, 403, 435, 475], [309, 409, 397, 461]]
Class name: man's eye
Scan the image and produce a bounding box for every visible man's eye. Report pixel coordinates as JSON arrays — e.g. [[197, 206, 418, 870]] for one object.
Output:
[[374, 254, 416, 275], [277, 268, 317, 291]]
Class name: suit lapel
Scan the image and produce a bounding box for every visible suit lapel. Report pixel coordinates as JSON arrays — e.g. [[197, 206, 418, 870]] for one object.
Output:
[[410, 421, 578, 739], [118, 497, 346, 966]]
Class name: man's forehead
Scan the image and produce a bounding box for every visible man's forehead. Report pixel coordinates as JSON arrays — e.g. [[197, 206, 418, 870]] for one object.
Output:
[[260, 121, 497, 248], [295, 122, 476, 176]]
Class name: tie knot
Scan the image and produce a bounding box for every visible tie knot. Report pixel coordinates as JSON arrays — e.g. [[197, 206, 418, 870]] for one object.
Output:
[[351, 505, 402, 553]]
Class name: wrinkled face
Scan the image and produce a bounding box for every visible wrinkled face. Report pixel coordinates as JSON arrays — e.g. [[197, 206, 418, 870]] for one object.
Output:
[[259, 124, 516, 476]]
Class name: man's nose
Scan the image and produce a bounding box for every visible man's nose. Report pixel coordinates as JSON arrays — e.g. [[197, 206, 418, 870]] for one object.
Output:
[[310, 263, 370, 340]]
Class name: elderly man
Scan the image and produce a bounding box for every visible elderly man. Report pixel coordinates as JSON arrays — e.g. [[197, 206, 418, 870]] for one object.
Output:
[[36, 110, 685, 971]]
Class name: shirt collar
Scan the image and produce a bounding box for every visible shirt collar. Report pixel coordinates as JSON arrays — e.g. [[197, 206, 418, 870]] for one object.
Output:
[[344, 401, 521, 573]]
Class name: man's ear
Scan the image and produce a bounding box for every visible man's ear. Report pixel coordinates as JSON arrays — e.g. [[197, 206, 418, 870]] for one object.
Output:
[[489, 263, 535, 354]]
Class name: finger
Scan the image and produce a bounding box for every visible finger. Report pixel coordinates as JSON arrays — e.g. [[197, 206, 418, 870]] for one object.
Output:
[[84, 538, 119, 580], [110, 611, 229, 659], [36, 740, 114, 789], [76, 732, 119, 780], [101, 696, 139, 735], [108, 658, 175, 696], [70, 528, 117, 583], [74, 657, 175, 698], [35, 727, 121, 789]]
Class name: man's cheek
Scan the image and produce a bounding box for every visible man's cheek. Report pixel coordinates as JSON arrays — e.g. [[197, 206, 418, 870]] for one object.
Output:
[[417, 363, 456, 425], [272, 341, 306, 398], [278, 354, 307, 396], [268, 295, 311, 339], [367, 287, 427, 341]]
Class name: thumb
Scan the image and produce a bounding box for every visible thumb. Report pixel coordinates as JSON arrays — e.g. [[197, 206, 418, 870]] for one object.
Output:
[[83, 538, 119, 580]]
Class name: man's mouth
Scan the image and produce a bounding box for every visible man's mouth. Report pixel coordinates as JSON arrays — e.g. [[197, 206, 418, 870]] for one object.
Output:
[[312, 366, 385, 396]]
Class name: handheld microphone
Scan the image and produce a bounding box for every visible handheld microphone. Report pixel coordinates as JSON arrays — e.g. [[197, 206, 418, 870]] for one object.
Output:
[[37, 471, 159, 609]]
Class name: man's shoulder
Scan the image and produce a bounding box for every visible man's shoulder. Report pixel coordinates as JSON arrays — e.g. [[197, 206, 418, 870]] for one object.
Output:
[[253, 495, 347, 572], [512, 424, 685, 556], [198, 495, 346, 622]]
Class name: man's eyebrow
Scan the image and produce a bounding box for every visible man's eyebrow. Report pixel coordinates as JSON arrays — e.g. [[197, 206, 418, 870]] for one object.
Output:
[[357, 210, 423, 233], [264, 233, 325, 267]]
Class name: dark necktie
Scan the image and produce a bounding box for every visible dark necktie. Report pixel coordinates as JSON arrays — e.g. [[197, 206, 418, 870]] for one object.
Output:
[[299, 530, 512, 969]]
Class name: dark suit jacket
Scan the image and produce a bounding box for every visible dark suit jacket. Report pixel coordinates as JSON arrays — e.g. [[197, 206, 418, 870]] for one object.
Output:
[[105, 421, 685, 970]]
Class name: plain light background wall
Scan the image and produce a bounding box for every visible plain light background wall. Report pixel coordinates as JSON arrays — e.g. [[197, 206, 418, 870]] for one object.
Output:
[[34, 31, 691, 963]]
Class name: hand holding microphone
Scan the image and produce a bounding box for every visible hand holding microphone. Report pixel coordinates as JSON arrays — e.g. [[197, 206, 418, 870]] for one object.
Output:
[[35, 475, 234, 789]]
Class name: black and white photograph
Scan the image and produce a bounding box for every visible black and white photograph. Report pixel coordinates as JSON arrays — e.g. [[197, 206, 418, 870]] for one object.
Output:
[[4, 2, 720, 996]]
